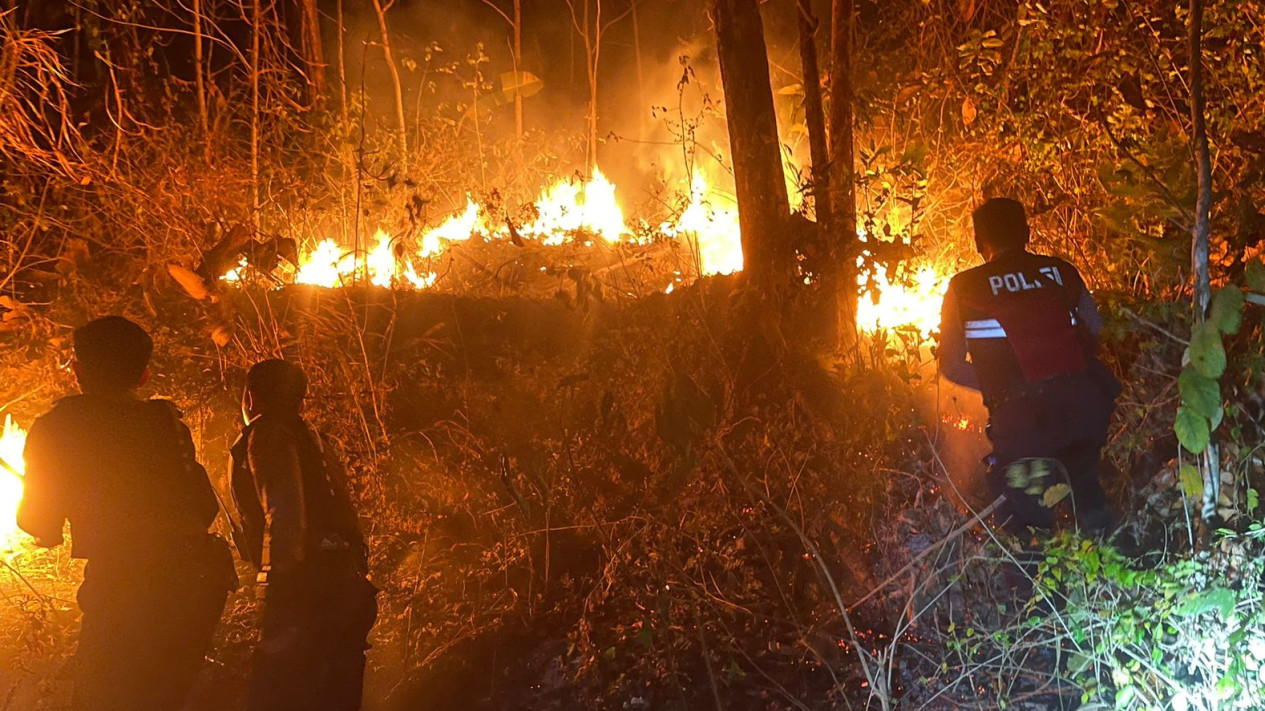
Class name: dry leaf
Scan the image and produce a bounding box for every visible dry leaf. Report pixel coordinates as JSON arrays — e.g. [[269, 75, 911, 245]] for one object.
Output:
[[962, 96, 977, 127], [210, 326, 232, 347], [167, 264, 211, 301]]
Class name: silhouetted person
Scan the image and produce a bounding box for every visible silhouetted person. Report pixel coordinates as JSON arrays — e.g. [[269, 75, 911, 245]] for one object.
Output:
[[17, 316, 234, 711], [939, 199, 1120, 535], [231, 359, 378, 711]]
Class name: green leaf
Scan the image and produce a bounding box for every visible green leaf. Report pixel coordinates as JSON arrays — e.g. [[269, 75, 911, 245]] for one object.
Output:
[[1042, 483, 1072, 508], [1246, 260, 1265, 293], [1178, 367, 1221, 419], [1189, 321, 1226, 379], [1177, 587, 1236, 618], [1179, 462, 1205, 499], [1210, 286, 1245, 335], [1249, 488, 1259, 513], [1175, 409, 1210, 454]]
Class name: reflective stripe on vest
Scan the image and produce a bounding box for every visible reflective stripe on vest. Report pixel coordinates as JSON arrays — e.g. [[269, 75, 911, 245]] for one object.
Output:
[[965, 318, 1007, 339], [965, 312, 1078, 340]]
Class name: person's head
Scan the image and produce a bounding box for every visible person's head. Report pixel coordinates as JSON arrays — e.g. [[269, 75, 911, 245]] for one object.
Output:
[[72, 316, 153, 393], [242, 359, 307, 422], [972, 198, 1030, 260]]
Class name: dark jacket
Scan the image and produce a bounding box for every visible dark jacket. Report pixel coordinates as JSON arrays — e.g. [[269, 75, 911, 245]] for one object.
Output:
[[229, 414, 365, 575], [939, 249, 1111, 406], [18, 393, 220, 562]]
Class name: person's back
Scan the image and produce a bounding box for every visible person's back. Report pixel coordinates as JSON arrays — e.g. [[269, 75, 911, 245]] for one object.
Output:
[[22, 394, 218, 560], [231, 358, 376, 711], [17, 316, 234, 711], [939, 200, 1120, 534]]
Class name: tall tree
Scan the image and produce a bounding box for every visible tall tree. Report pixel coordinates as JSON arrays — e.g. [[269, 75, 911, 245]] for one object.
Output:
[[829, 0, 858, 347], [711, 0, 791, 290], [295, 0, 325, 104], [371, 0, 408, 165], [1188, 0, 1217, 520], [797, 0, 837, 342], [566, 0, 635, 173]]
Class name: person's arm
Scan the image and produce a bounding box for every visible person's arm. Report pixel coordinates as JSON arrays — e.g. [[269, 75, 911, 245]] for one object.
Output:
[[156, 401, 220, 529], [938, 283, 981, 390], [248, 425, 307, 569], [1075, 285, 1105, 340], [16, 418, 67, 547]]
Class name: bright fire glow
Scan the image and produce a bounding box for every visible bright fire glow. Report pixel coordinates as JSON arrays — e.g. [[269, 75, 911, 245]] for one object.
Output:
[[661, 173, 743, 276], [0, 415, 27, 541], [239, 165, 949, 338], [522, 168, 627, 244], [421, 197, 482, 257], [856, 265, 949, 337]]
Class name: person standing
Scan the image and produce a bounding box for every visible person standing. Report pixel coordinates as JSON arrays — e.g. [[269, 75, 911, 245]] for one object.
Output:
[[939, 198, 1120, 535], [231, 358, 377, 711], [18, 316, 235, 711]]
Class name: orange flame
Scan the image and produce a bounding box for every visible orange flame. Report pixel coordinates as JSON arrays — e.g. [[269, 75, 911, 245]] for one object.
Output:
[[241, 166, 950, 339], [0, 415, 27, 542]]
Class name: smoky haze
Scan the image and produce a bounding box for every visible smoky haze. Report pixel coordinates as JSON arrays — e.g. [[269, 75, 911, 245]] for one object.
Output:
[[328, 0, 830, 214]]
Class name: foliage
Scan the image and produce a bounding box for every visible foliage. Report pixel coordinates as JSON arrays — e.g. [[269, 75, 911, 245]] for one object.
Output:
[[1035, 529, 1265, 710]]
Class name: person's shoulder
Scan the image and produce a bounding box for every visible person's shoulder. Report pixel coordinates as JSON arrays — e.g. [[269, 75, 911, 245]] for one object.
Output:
[[32, 394, 96, 430], [144, 398, 184, 418], [246, 416, 303, 449]]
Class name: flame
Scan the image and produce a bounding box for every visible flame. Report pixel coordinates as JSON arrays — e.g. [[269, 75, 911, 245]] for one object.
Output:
[[522, 168, 627, 244], [0, 415, 26, 540], [856, 265, 949, 338], [421, 198, 481, 257], [242, 165, 951, 339], [661, 172, 743, 276]]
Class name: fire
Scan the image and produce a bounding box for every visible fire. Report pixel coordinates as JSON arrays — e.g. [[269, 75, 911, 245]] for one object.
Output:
[[522, 168, 627, 245], [0, 415, 26, 541], [234, 166, 951, 340], [421, 197, 481, 257], [660, 172, 743, 276], [856, 265, 949, 338], [295, 231, 435, 289]]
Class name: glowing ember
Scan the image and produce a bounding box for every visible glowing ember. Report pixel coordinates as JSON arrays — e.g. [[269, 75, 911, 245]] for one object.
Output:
[[0, 415, 26, 541], [856, 265, 949, 337]]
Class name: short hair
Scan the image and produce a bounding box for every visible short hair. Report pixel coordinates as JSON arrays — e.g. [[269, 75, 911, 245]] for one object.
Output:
[[972, 198, 1030, 252], [245, 359, 307, 413], [73, 316, 153, 390]]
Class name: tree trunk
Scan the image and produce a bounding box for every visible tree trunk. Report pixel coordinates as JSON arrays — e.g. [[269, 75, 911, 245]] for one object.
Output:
[[371, 0, 409, 166], [297, 0, 325, 105], [711, 0, 791, 290], [514, 0, 523, 139], [797, 0, 836, 342], [193, 0, 208, 157], [1188, 0, 1217, 521], [251, 0, 261, 222], [336, 0, 348, 124], [829, 0, 858, 349]]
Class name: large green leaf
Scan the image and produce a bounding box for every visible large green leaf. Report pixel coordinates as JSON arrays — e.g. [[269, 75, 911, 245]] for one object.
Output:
[[1178, 367, 1221, 419], [1178, 462, 1205, 499], [1210, 286, 1244, 335], [1177, 587, 1237, 618], [1188, 321, 1226, 379], [1246, 260, 1265, 293], [1175, 407, 1210, 454]]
